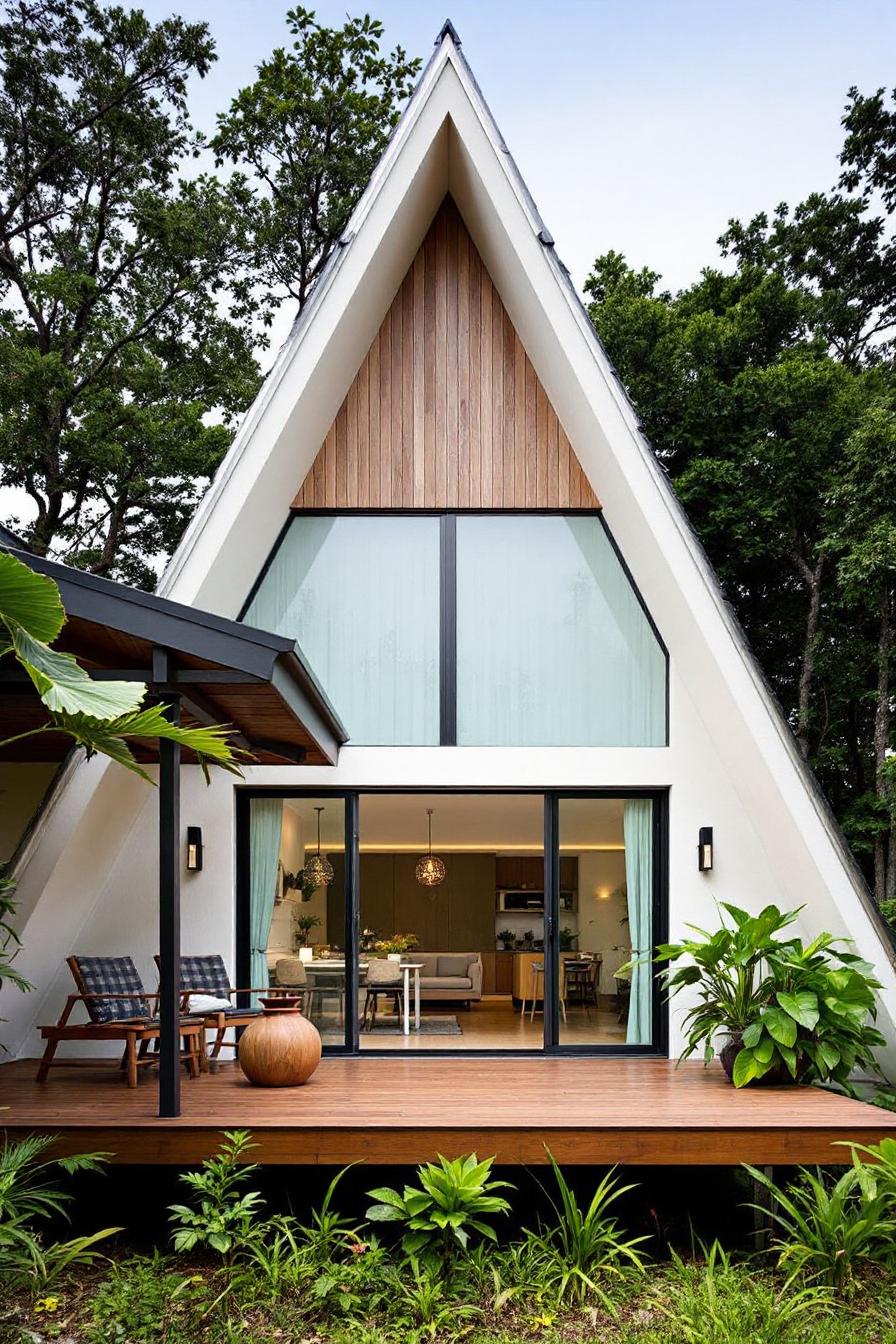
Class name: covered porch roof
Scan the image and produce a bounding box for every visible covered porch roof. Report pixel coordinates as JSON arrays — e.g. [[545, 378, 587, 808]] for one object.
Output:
[[1, 543, 347, 1119], [0, 546, 347, 766]]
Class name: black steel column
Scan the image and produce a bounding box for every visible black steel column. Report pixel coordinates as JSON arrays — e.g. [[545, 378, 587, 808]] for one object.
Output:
[[439, 514, 457, 745], [158, 695, 182, 1118], [543, 793, 559, 1051], [344, 793, 360, 1052]]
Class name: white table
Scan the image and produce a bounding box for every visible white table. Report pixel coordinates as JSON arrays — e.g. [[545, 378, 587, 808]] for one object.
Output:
[[304, 959, 423, 1035]]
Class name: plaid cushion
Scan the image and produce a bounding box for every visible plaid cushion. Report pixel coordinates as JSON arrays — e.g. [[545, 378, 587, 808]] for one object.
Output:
[[179, 955, 231, 999], [76, 956, 149, 1024]]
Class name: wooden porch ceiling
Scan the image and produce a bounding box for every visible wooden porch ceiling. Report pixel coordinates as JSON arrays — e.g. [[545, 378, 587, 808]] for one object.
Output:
[[2, 1056, 891, 1166]]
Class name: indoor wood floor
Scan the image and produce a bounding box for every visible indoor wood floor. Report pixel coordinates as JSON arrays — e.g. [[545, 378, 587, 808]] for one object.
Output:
[[2, 1054, 891, 1166], [356, 996, 626, 1049]]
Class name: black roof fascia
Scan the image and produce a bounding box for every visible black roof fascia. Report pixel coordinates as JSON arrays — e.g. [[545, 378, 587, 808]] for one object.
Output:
[[7, 547, 348, 749]]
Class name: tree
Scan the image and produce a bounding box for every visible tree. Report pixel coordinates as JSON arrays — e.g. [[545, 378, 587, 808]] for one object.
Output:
[[586, 88, 896, 897], [824, 394, 896, 902], [212, 7, 420, 314], [0, 0, 260, 585]]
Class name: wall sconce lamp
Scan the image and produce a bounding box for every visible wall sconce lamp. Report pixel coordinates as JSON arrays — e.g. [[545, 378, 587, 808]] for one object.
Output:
[[186, 826, 203, 872], [698, 827, 713, 872]]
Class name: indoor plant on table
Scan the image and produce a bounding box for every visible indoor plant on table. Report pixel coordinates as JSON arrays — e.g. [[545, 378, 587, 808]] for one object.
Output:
[[657, 903, 884, 1093]]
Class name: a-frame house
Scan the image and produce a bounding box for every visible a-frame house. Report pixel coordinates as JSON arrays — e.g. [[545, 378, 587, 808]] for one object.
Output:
[[2, 22, 895, 1144]]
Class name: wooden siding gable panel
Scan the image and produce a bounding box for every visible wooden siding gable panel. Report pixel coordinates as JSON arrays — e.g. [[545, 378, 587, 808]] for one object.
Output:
[[293, 196, 599, 511]]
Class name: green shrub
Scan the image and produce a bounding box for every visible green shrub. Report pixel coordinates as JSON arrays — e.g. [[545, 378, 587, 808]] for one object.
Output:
[[524, 1152, 648, 1309], [654, 1240, 833, 1344], [86, 1252, 214, 1344], [168, 1129, 264, 1261], [366, 1153, 513, 1273], [745, 1163, 895, 1294], [0, 1132, 119, 1291]]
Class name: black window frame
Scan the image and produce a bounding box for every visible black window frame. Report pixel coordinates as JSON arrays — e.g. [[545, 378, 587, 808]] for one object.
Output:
[[235, 785, 669, 1059], [239, 509, 670, 749]]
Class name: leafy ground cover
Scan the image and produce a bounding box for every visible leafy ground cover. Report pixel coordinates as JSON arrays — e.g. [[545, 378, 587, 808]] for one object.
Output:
[[6, 1132, 896, 1344]]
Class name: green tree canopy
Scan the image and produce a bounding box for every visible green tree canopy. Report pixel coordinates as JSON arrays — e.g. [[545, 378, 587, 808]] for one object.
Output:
[[212, 7, 420, 315], [587, 88, 896, 901]]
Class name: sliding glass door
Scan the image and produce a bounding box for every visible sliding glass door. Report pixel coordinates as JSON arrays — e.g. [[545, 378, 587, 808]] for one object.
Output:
[[238, 789, 665, 1055]]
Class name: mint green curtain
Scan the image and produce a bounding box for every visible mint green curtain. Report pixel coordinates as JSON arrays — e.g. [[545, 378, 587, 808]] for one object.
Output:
[[249, 799, 284, 1006], [623, 799, 653, 1045]]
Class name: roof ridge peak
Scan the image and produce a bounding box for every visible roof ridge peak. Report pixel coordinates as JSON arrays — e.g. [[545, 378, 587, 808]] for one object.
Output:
[[435, 18, 461, 47]]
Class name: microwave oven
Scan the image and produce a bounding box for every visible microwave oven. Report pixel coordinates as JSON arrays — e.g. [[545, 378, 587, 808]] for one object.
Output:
[[496, 891, 575, 913]]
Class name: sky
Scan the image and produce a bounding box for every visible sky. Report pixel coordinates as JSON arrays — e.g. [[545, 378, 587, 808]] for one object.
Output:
[[140, 0, 896, 298], [5, 0, 896, 531]]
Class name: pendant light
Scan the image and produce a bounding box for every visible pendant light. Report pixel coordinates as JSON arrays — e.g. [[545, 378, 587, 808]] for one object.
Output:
[[416, 807, 447, 887], [303, 806, 334, 887]]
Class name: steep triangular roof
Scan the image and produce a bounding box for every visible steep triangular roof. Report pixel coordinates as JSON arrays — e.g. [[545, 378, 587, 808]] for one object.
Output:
[[27, 22, 896, 1060]]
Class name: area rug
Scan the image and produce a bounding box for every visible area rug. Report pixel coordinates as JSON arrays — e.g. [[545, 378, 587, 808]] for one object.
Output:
[[315, 1014, 463, 1041]]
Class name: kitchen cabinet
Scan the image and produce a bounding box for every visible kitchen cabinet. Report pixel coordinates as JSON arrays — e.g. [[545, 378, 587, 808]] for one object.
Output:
[[559, 857, 579, 894], [494, 952, 514, 994], [496, 855, 544, 889]]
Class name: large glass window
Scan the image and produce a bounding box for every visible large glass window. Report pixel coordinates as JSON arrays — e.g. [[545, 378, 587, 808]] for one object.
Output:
[[456, 515, 666, 745], [244, 516, 440, 744], [244, 513, 666, 746]]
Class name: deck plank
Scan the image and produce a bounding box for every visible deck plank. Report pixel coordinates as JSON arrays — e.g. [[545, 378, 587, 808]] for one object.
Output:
[[1, 1057, 890, 1165]]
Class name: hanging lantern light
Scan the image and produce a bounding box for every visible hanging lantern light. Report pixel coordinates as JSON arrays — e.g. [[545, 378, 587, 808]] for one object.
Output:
[[416, 808, 447, 887], [303, 806, 334, 887]]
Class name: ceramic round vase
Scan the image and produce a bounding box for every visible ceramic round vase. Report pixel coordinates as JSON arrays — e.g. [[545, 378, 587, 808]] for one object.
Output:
[[238, 996, 321, 1087]]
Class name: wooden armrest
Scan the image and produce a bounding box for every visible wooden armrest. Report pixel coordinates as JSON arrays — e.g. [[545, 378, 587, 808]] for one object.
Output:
[[70, 991, 153, 1000]]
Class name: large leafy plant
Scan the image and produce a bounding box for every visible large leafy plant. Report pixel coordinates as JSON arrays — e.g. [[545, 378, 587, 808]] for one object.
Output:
[[0, 547, 242, 780], [658, 903, 884, 1090], [525, 1153, 647, 1309], [0, 1133, 119, 1291], [745, 1163, 896, 1295], [169, 1130, 265, 1261], [366, 1153, 512, 1272]]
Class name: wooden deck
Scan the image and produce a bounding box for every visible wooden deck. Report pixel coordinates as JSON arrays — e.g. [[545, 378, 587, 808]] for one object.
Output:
[[1, 1056, 891, 1165]]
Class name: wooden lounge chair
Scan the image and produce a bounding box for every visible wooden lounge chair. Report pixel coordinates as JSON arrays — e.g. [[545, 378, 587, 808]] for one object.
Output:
[[155, 954, 272, 1065], [36, 955, 204, 1087]]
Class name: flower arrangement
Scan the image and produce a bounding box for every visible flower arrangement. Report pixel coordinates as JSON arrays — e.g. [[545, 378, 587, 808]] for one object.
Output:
[[373, 933, 419, 954]]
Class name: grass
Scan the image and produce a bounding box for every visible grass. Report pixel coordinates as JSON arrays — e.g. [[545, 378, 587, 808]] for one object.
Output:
[[4, 1251, 896, 1344]]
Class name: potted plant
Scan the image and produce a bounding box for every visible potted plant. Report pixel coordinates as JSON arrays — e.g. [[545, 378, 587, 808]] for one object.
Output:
[[373, 933, 419, 961], [657, 903, 885, 1092], [558, 926, 579, 952], [497, 928, 516, 951], [294, 914, 321, 948]]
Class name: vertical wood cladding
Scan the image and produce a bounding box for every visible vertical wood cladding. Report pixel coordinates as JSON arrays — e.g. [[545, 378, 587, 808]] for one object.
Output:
[[293, 196, 599, 510]]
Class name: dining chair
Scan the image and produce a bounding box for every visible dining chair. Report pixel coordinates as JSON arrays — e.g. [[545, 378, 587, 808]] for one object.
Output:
[[361, 957, 404, 1029]]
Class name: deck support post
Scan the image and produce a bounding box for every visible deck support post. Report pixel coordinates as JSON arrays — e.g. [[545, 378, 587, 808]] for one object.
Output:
[[751, 1164, 775, 1251], [158, 686, 182, 1119]]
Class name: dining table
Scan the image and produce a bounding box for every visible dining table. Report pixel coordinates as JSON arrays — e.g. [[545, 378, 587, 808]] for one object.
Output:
[[303, 959, 424, 1035]]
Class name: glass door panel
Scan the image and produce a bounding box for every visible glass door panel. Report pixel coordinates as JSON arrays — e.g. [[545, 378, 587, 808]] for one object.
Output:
[[555, 796, 654, 1048], [358, 793, 544, 1050], [248, 795, 350, 1049]]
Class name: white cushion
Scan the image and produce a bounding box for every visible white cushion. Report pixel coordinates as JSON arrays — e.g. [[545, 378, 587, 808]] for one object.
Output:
[[188, 994, 232, 1013]]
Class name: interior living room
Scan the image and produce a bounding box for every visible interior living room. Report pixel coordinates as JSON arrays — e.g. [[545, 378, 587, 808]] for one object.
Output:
[[260, 792, 650, 1051]]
